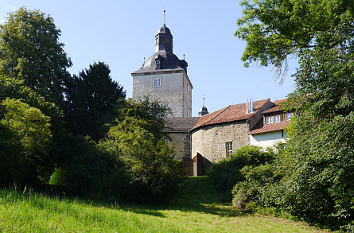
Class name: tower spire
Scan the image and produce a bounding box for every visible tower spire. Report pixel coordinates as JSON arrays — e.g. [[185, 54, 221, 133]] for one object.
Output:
[[163, 10, 166, 25]]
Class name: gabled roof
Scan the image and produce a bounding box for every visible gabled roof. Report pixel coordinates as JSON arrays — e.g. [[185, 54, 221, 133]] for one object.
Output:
[[191, 99, 271, 131], [249, 121, 289, 135], [262, 99, 287, 114], [165, 117, 199, 132]]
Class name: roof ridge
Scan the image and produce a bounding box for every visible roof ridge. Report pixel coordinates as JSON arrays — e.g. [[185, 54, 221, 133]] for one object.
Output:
[[200, 105, 231, 128]]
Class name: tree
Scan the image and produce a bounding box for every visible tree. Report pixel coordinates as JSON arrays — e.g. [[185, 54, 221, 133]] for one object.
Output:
[[236, 0, 353, 229], [0, 7, 72, 105], [64, 62, 126, 140], [0, 98, 52, 185], [118, 97, 170, 142], [100, 116, 185, 198], [236, 0, 353, 115]]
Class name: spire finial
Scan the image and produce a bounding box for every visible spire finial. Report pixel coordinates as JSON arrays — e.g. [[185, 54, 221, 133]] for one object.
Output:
[[163, 10, 166, 25], [203, 95, 206, 106]]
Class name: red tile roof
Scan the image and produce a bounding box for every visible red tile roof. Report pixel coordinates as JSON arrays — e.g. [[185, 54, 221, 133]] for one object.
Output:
[[262, 99, 287, 114], [249, 121, 289, 135], [191, 99, 271, 131]]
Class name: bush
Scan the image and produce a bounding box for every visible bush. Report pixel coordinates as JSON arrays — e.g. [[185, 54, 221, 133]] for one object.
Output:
[[63, 137, 129, 200], [269, 113, 354, 230], [208, 145, 275, 200], [232, 163, 278, 210], [49, 167, 67, 186], [0, 98, 53, 186], [100, 116, 185, 200]]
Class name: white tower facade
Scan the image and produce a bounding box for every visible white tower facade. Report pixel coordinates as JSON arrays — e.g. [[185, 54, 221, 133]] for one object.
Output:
[[131, 20, 192, 117]]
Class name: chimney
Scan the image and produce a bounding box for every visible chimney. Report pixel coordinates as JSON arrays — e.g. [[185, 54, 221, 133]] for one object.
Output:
[[246, 98, 254, 114]]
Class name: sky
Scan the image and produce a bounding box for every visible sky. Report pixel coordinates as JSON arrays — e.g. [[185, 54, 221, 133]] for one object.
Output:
[[0, 0, 297, 116]]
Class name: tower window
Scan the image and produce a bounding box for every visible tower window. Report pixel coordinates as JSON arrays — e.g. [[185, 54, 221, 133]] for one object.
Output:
[[153, 78, 161, 88]]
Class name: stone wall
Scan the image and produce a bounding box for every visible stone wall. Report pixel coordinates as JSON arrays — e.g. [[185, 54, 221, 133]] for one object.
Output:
[[183, 73, 193, 117], [132, 69, 192, 117], [191, 121, 250, 163], [167, 132, 190, 159]]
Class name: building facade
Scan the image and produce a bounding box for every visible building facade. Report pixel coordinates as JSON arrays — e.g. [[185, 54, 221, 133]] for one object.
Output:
[[190, 99, 273, 175], [131, 22, 192, 117], [249, 99, 294, 150]]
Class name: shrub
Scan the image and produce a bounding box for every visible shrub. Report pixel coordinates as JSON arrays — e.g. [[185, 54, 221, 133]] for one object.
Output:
[[208, 145, 275, 200], [269, 113, 354, 230], [100, 116, 185, 200], [0, 98, 53, 185], [232, 163, 277, 210], [63, 137, 129, 200]]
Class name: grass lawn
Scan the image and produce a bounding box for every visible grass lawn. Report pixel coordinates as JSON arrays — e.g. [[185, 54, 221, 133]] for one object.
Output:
[[0, 177, 329, 232]]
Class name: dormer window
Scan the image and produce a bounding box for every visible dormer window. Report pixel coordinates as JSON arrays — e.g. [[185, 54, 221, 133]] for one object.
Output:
[[286, 112, 294, 121], [266, 116, 274, 124], [155, 58, 161, 69], [266, 115, 281, 124], [274, 115, 280, 123]]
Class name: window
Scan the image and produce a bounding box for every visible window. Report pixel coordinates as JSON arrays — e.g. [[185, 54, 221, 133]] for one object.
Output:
[[265, 116, 274, 124], [225, 142, 233, 156], [274, 115, 280, 123], [286, 112, 294, 121], [266, 115, 280, 124], [153, 78, 161, 88]]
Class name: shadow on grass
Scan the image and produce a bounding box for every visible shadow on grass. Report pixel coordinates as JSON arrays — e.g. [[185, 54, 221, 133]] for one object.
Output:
[[120, 176, 248, 218], [1, 177, 246, 219]]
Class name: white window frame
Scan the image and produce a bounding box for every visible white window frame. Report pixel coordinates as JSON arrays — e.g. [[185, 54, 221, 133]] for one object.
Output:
[[265, 116, 274, 124], [274, 115, 280, 123], [225, 142, 233, 156], [153, 78, 161, 88]]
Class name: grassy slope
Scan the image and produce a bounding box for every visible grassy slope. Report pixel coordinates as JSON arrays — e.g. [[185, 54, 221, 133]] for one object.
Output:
[[0, 177, 329, 233]]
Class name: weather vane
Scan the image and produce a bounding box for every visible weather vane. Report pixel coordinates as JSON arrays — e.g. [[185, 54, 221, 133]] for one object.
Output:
[[163, 10, 166, 25]]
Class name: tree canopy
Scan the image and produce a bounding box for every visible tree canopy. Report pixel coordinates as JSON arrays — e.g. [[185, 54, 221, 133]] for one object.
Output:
[[0, 7, 72, 105], [64, 62, 126, 140], [235, 1, 353, 230]]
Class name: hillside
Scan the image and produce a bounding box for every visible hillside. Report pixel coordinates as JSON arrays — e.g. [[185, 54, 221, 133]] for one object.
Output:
[[0, 177, 328, 232]]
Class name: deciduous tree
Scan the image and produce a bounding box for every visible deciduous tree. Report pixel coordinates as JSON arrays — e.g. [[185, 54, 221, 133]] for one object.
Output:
[[0, 7, 72, 105]]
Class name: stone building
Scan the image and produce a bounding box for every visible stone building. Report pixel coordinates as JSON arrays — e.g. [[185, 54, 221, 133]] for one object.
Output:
[[131, 14, 292, 176], [131, 21, 192, 117], [190, 99, 273, 175], [164, 117, 199, 176]]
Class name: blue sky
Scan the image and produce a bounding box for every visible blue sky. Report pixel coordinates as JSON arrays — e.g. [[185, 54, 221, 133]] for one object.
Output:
[[0, 0, 297, 116]]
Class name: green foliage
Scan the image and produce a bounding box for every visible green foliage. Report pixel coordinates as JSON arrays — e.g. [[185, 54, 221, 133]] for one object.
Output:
[[232, 163, 277, 210], [118, 97, 170, 142], [64, 62, 126, 140], [273, 112, 354, 230], [49, 167, 67, 186], [0, 75, 62, 119], [0, 7, 72, 105], [208, 145, 275, 200], [100, 116, 185, 199], [235, 0, 353, 68], [0, 98, 53, 185], [65, 137, 129, 200], [236, 0, 353, 230]]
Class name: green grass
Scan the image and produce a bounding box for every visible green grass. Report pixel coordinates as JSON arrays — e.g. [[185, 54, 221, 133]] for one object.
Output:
[[0, 177, 329, 232]]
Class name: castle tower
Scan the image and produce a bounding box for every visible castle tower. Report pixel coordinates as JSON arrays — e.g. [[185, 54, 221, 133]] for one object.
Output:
[[131, 12, 193, 117]]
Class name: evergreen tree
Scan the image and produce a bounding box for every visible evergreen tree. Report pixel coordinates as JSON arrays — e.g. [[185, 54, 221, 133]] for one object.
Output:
[[64, 62, 126, 140]]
